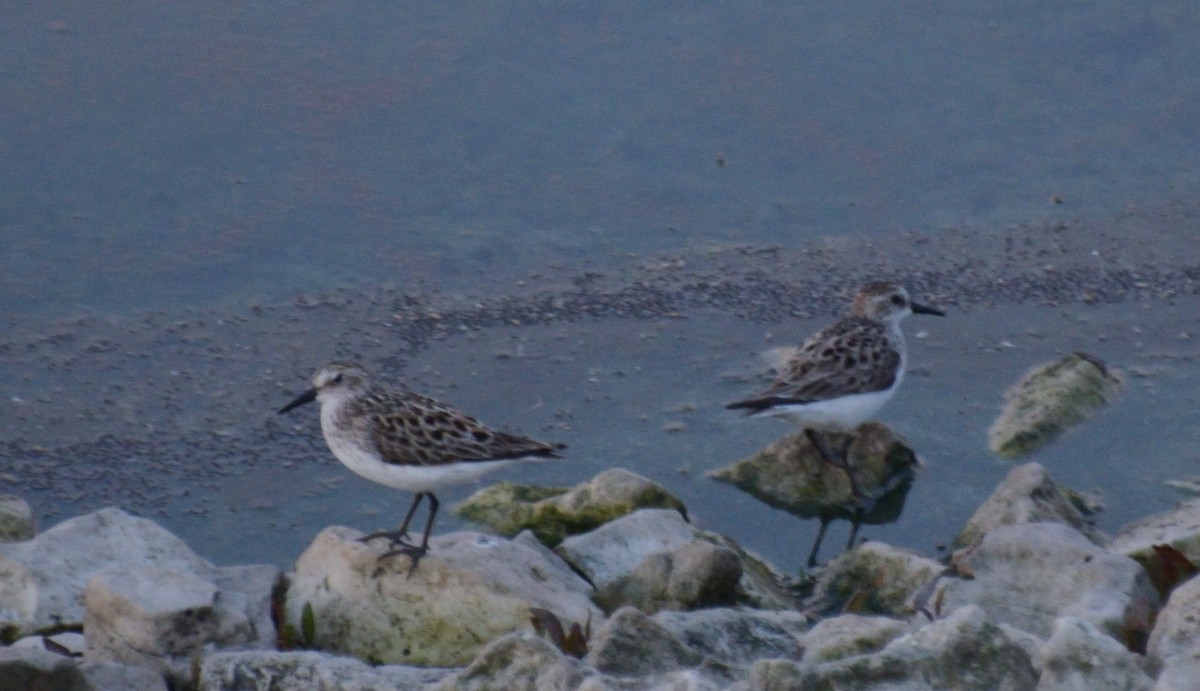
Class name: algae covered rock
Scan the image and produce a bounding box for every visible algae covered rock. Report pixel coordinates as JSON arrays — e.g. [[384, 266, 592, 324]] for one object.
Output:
[[988, 352, 1122, 459], [708, 422, 917, 522], [285, 527, 599, 667], [710, 422, 919, 566], [455, 468, 687, 547]]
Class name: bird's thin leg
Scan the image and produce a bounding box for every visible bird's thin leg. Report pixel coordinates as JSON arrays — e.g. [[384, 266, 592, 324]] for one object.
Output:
[[806, 515, 831, 568], [804, 429, 866, 503], [845, 509, 863, 551], [360, 493, 424, 546], [381, 493, 439, 576]]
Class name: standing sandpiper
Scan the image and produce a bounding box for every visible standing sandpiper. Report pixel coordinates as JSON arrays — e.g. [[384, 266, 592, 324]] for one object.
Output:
[[727, 281, 943, 500], [278, 361, 565, 571]]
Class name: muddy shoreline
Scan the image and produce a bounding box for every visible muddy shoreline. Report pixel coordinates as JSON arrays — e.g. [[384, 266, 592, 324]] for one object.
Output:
[[3, 199, 1199, 564]]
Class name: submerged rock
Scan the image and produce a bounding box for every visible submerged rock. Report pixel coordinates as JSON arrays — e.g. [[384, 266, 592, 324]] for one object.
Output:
[[454, 468, 687, 547], [953, 463, 1103, 550], [987, 352, 1122, 459], [284, 527, 599, 667], [709, 422, 918, 565], [0, 495, 34, 543]]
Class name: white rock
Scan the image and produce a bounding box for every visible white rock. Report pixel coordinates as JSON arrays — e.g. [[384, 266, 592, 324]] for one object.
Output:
[[653, 607, 809, 667], [799, 613, 909, 663], [0, 495, 34, 542], [83, 564, 258, 684], [433, 632, 583, 691], [1111, 497, 1200, 564], [594, 540, 743, 613], [1146, 572, 1200, 689], [214, 563, 284, 650], [201, 649, 452, 691], [954, 463, 1104, 549], [583, 606, 702, 677], [1037, 616, 1152, 690], [0, 646, 90, 691], [811, 541, 945, 616], [80, 661, 169, 691], [556, 509, 699, 590], [0, 507, 214, 634], [939, 523, 1158, 640], [751, 606, 1039, 690], [285, 527, 599, 667]]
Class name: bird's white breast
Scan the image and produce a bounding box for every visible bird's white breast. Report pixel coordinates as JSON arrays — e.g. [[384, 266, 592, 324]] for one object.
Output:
[[762, 356, 905, 431]]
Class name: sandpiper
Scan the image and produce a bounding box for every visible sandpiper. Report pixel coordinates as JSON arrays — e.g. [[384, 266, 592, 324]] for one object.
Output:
[[278, 361, 565, 571], [727, 281, 943, 499]]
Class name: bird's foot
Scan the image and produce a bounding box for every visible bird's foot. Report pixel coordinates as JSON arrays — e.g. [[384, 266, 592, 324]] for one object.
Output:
[[378, 542, 429, 577], [358, 529, 411, 545]]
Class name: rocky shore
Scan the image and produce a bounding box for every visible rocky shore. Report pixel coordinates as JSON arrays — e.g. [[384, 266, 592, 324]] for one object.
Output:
[[3, 445, 1199, 690]]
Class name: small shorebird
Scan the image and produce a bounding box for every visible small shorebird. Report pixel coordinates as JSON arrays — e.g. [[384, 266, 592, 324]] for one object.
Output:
[[278, 361, 565, 571], [727, 281, 943, 501]]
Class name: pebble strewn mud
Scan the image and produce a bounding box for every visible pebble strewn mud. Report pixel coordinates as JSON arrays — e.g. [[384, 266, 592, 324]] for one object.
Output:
[[2, 201, 1199, 558]]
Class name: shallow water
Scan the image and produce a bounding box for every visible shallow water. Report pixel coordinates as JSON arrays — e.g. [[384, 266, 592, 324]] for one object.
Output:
[[3, 4, 1200, 570]]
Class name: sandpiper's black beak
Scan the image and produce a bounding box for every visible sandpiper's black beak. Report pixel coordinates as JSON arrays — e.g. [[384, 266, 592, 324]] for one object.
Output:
[[911, 301, 945, 317], [278, 388, 317, 414]]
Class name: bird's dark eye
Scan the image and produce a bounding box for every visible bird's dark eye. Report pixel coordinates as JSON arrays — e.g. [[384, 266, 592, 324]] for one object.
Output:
[[331, 374, 343, 384], [891, 295, 906, 306]]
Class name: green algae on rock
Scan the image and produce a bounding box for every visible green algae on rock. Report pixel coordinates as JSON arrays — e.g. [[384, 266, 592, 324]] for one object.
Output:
[[708, 422, 918, 523], [454, 468, 687, 547], [987, 352, 1122, 459], [709, 423, 919, 567]]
